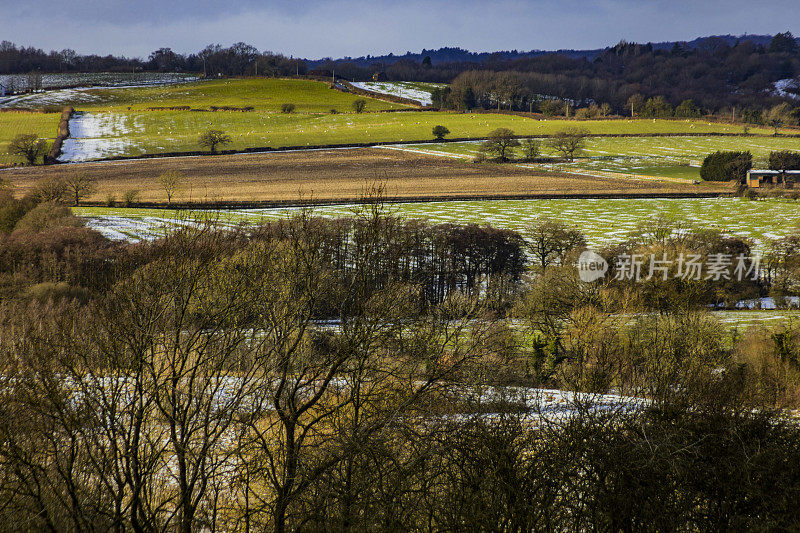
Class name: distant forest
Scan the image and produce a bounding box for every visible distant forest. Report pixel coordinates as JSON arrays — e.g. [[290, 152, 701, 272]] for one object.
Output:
[[2, 33, 800, 114]]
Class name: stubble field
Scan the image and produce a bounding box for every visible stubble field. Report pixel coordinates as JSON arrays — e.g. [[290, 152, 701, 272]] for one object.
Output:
[[1, 147, 715, 204]]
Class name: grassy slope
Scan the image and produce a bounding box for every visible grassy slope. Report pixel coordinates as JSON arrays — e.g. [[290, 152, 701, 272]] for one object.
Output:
[[82, 78, 406, 113], [0, 112, 60, 165]]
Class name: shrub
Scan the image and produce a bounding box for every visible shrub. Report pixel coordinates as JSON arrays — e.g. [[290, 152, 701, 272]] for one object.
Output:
[[574, 108, 591, 119], [700, 151, 753, 182], [352, 99, 367, 113], [13, 202, 79, 233], [281, 103, 296, 113], [539, 99, 563, 117], [769, 151, 800, 171], [123, 189, 140, 207], [106, 194, 117, 207], [0, 197, 27, 234], [24, 281, 89, 304]]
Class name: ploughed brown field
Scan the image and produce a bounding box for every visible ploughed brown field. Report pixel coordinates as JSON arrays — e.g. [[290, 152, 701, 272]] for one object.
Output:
[[0, 148, 727, 204]]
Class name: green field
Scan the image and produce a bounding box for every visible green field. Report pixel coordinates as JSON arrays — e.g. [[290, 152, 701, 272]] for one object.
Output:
[[71, 78, 406, 113], [401, 135, 800, 180], [61, 108, 793, 160], [76, 197, 800, 247], [0, 112, 60, 165]]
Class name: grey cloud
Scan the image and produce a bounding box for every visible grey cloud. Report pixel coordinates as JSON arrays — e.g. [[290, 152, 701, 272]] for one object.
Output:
[[0, 0, 798, 59]]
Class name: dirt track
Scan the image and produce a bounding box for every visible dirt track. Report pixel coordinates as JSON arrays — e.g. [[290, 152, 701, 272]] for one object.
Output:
[[0, 148, 727, 204]]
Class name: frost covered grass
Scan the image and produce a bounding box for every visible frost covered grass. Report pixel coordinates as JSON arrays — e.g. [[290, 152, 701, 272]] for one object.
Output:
[[0, 112, 60, 166], [76, 197, 800, 250]]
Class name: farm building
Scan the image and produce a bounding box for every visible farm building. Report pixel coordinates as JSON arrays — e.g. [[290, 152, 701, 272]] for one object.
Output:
[[746, 169, 800, 188]]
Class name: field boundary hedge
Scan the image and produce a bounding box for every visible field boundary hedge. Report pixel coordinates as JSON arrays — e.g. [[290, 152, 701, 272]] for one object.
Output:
[[81, 191, 730, 210], [44, 106, 73, 164]]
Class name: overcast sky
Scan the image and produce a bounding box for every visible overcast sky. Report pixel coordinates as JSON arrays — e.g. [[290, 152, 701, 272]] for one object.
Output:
[[2, 0, 799, 59]]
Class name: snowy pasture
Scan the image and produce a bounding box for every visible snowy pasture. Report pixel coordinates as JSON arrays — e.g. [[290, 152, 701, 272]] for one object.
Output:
[[58, 112, 142, 162], [401, 135, 800, 181], [0, 72, 198, 109], [350, 81, 444, 105], [77, 197, 800, 252]]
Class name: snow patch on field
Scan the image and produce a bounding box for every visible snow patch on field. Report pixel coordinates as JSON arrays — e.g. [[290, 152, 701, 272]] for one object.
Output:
[[58, 112, 139, 162], [774, 78, 800, 99], [0, 72, 198, 109], [0, 88, 102, 108], [460, 385, 647, 420], [735, 297, 800, 310], [85, 216, 165, 241], [0, 72, 197, 92], [351, 82, 440, 105]]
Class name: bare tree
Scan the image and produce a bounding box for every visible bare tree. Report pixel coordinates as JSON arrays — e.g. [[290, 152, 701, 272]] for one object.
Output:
[[479, 128, 520, 162], [32, 175, 67, 203], [64, 173, 97, 206], [525, 219, 587, 270], [8, 133, 47, 165], [159, 171, 184, 204], [235, 205, 495, 532], [548, 128, 589, 162], [521, 138, 541, 161], [0, 224, 274, 532]]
